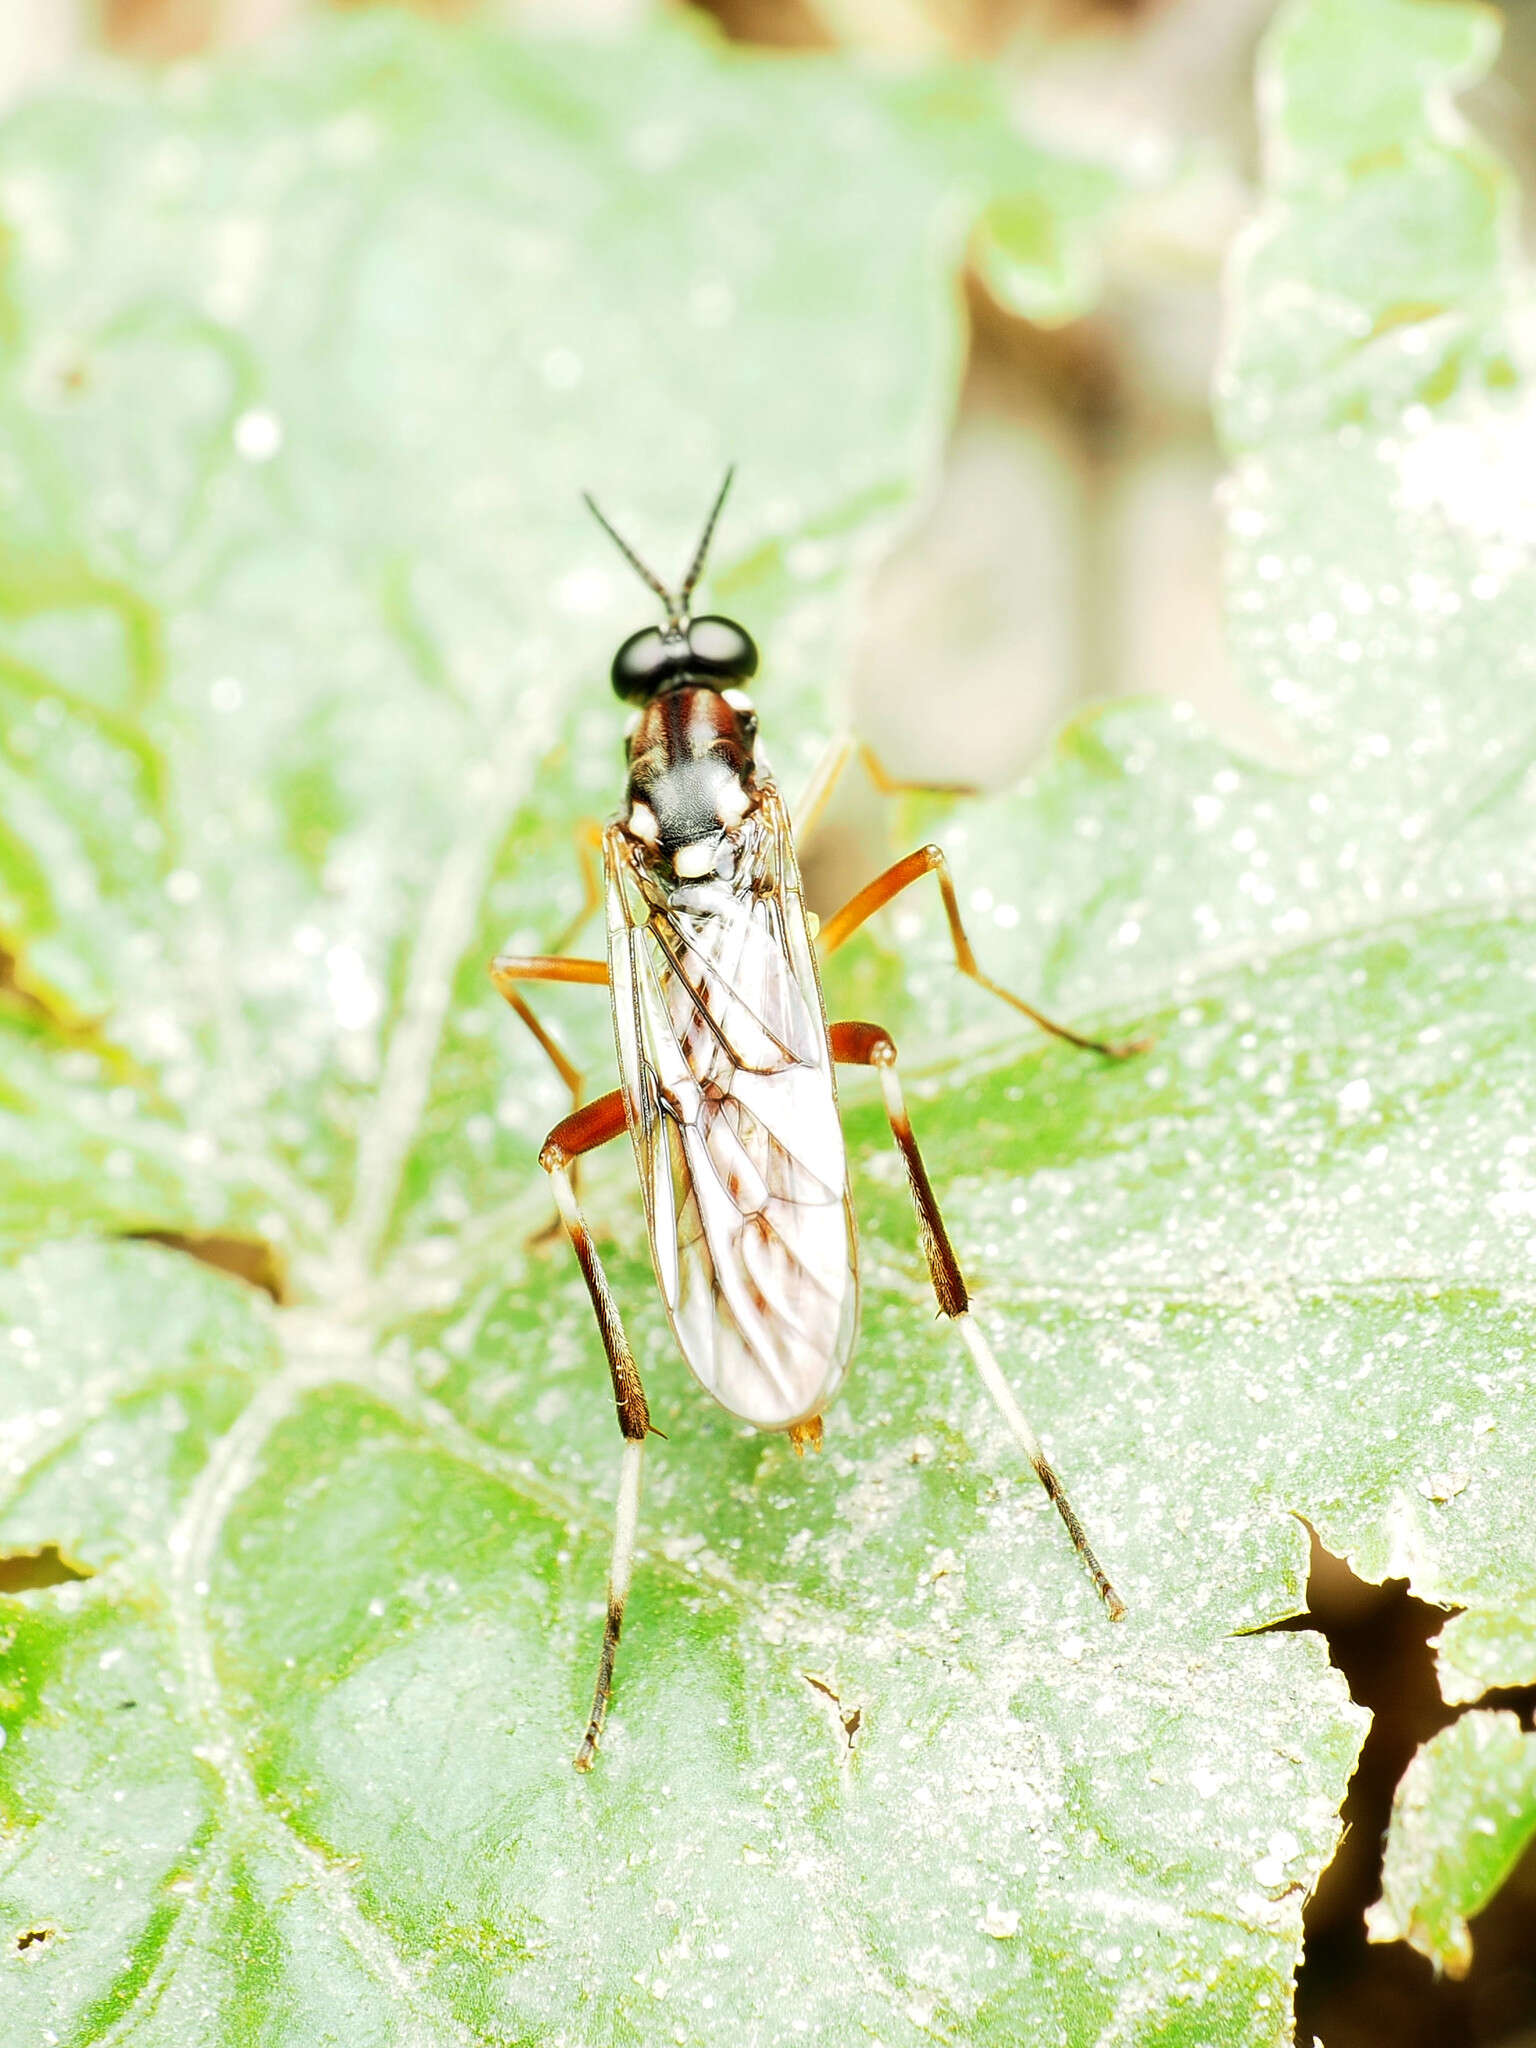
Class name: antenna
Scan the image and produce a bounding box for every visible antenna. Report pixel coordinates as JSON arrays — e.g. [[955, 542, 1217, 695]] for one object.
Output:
[[581, 468, 736, 627], [582, 493, 676, 619], [678, 465, 734, 616]]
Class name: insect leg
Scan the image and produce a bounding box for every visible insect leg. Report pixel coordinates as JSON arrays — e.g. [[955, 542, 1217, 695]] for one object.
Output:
[[490, 953, 610, 1110], [818, 849, 1146, 1059], [540, 1088, 656, 1769], [548, 818, 609, 957], [830, 1020, 1125, 1621], [793, 737, 976, 845], [492, 952, 610, 1226]]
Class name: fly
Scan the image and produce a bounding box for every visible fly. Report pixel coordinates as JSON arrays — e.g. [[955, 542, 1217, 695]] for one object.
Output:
[[493, 471, 1143, 1769]]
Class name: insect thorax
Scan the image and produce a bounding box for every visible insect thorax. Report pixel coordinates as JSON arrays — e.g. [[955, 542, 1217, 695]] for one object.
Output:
[[625, 684, 757, 880]]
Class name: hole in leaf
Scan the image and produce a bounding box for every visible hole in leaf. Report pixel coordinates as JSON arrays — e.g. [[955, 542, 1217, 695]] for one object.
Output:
[[1266, 1528, 1536, 2045], [14, 1924, 55, 1953], [124, 1230, 288, 1304], [801, 1671, 862, 1754], [0, 1545, 93, 1594]]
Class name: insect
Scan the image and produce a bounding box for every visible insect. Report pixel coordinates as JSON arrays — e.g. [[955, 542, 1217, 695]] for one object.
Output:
[[493, 472, 1141, 1770]]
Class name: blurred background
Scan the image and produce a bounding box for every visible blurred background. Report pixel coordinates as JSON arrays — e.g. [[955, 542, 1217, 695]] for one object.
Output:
[[5, 4, 1535, 2045], [7, 0, 1536, 793], [19, 0, 1535, 908]]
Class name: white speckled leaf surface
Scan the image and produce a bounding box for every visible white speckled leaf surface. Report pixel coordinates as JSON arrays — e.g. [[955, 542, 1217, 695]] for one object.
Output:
[[1, 2, 1533, 2042]]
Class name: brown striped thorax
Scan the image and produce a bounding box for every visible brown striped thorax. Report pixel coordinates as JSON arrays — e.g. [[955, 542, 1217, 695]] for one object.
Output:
[[623, 681, 761, 881], [585, 473, 764, 883]]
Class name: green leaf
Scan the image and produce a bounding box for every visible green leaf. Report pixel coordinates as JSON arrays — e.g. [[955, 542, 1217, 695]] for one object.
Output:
[[1221, 0, 1513, 446], [1366, 1711, 1536, 1976], [2, 2, 1534, 2044]]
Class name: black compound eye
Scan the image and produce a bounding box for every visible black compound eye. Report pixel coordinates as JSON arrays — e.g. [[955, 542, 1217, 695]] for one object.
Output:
[[686, 614, 758, 682], [611, 626, 686, 701]]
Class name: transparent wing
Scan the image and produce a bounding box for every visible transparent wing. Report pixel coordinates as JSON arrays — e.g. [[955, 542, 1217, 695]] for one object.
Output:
[[605, 796, 859, 1431]]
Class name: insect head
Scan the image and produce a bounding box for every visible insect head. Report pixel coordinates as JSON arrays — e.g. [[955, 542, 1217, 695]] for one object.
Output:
[[583, 467, 759, 703]]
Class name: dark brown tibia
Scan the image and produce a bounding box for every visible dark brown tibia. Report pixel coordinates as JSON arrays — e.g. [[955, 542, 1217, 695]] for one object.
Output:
[[827, 1020, 968, 1318], [827, 1017, 1124, 1621], [534, 1085, 654, 1770], [542, 1094, 652, 1441]]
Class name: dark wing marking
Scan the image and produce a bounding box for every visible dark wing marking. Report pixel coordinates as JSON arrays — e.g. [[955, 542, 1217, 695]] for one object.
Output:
[[605, 798, 858, 1430]]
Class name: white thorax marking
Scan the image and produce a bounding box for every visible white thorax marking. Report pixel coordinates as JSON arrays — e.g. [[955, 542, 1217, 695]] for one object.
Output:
[[628, 800, 660, 846], [715, 780, 751, 829], [672, 839, 717, 880]]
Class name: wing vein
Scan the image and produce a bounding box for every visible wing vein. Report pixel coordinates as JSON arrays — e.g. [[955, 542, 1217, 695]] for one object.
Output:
[[606, 801, 858, 1430]]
